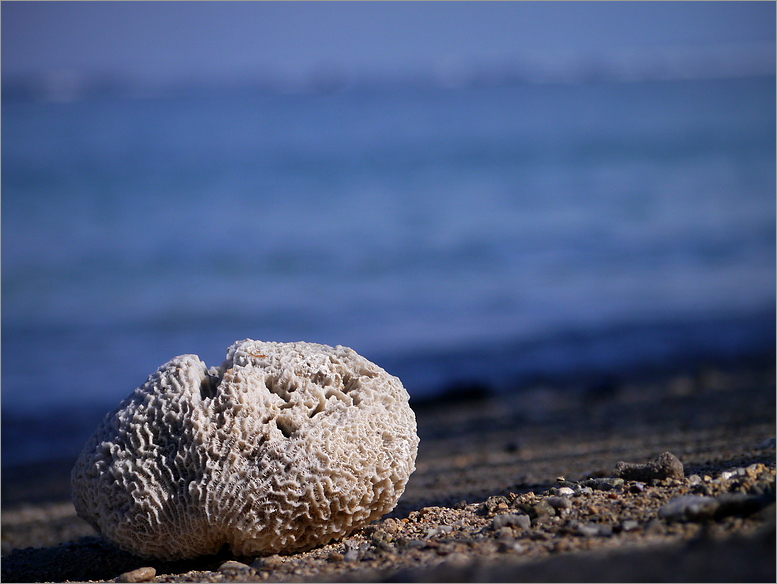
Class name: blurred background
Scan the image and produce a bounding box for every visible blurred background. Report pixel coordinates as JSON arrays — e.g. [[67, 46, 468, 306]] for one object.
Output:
[[2, 2, 775, 467]]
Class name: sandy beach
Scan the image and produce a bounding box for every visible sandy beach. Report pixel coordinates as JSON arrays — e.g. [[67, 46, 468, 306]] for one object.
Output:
[[2, 360, 775, 582]]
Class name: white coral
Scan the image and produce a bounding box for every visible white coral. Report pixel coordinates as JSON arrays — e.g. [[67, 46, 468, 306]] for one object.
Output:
[[71, 340, 419, 560]]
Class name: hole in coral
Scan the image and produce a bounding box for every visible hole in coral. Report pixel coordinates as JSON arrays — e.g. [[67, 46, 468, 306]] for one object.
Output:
[[200, 371, 220, 400], [343, 374, 361, 394], [308, 400, 326, 418], [276, 417, 297, 438], [324, 387, 349, 402]]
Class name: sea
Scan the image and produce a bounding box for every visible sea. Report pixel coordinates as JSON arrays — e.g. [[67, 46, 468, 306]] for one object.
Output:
[[2, 73, 775, 467]]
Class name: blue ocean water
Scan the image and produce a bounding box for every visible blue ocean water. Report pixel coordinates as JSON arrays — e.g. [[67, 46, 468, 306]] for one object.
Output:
[[2, 75, 775, 465]]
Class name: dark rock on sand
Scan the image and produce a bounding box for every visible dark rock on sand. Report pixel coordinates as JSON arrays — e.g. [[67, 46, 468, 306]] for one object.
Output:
[[615, 451, 685, 482]]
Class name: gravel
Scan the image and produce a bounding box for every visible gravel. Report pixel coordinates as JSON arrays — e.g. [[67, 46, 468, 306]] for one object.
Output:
[[2, 362, 775, 583]]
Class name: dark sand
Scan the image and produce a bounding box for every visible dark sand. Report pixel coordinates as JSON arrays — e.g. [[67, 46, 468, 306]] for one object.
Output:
[[2, 361, 775, 582]]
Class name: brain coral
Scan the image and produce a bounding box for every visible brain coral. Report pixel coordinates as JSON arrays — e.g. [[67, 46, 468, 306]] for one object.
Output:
[[71, 340, 419, 560]]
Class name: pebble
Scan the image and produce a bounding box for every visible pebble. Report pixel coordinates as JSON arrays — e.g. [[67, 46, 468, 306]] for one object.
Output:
[[621, 519, 639, 532], [575, 523, 599, 537], [580, 478, 625, 491], [481, 495, 510, 514], [492, 513, 531, 531], [115, 567, 156, 583], [495, 526, 514, 539], [720, 470, 740, 480], [557, 487, 575, 496], [658, 495, 719, 522], [372, 530, 394, 550], [533, 499, 556, 517], [615, 452, 684, 482], [745, 464, 765, 479], [218, 560, 251, 576], [343, 549, 360, 562], [715, 493, 774, 518], [219, 560, 250, 571], [545, 496, 573, 510], [253, 554, 283, 569]]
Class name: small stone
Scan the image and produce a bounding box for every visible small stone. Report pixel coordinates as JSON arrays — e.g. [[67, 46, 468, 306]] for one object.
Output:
[[372, 531, 394, 550], [116, 567, 156, 583], [545, 496, 573, 510], [580, 477, 625, 491], [751, 480, 774, 496], [557, 487, 575, 496], [715, 493, 774, 518], [404, 539, 427, 549], [254, 554, 283, 569], [425, 527, 439, 538], [496, 526, 513, 539], [492, 513, 531, 531], [533, 499, 556, 517], [343, 549, 360, 562], [658, 495, 719, 522], [688, 475, 702, 485], [481, 495, 510, 514], [327, 552, 345, 562], [453, 500, 468, 510], [628, 482, 646, 493], [219, 560, 251, 574], [720, 470, 736, 480], [615, 452, 684, 482], [575, 523, 600, 537], [621, 519, 639, 532]]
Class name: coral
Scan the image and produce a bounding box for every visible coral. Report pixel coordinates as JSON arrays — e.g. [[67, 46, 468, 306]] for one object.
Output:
[[71, 340, 418, 560]]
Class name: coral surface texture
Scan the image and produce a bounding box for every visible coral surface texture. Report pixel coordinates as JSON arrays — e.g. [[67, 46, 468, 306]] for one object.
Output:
[[71, 340, 419, 560]]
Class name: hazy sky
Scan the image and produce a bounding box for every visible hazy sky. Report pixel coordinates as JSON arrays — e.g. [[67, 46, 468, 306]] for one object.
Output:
[[2, 1, 775, 84]]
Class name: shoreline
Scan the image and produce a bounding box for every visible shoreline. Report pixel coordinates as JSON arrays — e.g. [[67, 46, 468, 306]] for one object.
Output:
[[2, 361, 775, 582]]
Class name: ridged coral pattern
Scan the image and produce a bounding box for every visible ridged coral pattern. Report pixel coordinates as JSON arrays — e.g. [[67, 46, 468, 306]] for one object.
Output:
[[71, 340, 419, 560]]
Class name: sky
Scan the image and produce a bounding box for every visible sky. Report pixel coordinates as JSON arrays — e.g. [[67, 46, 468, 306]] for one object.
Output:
[[2, 1, 775, 90]]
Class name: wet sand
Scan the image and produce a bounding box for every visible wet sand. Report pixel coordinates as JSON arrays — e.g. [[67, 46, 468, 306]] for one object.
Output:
[[2, 361, 775, 582]]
